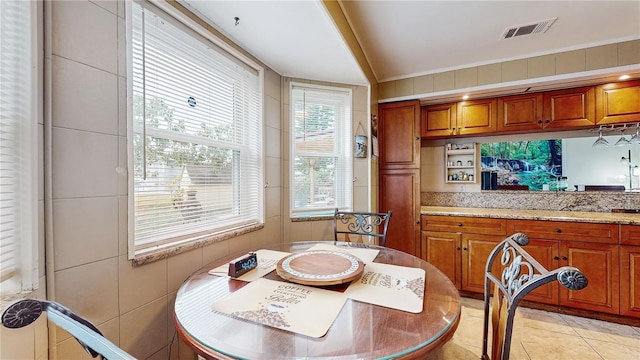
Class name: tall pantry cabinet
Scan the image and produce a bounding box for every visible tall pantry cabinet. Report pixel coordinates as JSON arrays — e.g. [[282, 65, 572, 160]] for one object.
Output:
[[378, 100, 421, 256]]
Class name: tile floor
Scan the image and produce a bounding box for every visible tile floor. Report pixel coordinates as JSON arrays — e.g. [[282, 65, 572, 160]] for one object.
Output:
[[426, 297, 640, 360]]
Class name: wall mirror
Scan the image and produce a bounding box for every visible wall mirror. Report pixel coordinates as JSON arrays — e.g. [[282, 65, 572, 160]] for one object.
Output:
[[481, 128, 640, 191]]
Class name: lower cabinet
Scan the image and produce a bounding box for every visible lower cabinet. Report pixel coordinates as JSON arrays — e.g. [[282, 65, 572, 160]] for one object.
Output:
[[621, 225, 640, 317], [421, 214, 636, 318], [421, 215, 507, 293]]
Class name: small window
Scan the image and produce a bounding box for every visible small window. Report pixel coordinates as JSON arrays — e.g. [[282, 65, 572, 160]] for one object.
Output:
[[128, 3, 263, 258], [290, 83, 352, 216], [0, 0, 38, 295]]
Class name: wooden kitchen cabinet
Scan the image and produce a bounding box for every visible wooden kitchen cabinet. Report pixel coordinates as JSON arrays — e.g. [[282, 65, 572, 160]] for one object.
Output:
[[620, 225, 640, 318], [497, 86, 595, 133], [421, 98, 496, 138], [379, 169, 421, 256], [508, 219, 620, 315], [379, 100, 421, 169], [421, 215, 507, 292], [596, 79, 640, 125]]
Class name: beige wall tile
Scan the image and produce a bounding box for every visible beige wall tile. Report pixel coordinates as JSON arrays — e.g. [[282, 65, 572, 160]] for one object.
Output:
[[52, 0, 117, 74], [202, 240, 230, 266], [477, 63, 502, 86], [378, 81, 396, 99], [265, 95, 281, 130], [353, 86, 369, 112], [118, 76, 126, 136], [289, 220, 312, 241], [52, 128, 118, 198], [119, 255, 167, 314], [414, 74, 434, 94], [118, 136, 127, 196], [586, 44, 618, 70], [265, 125, 281, 158], [556, 49, 586, 75], [53, 197, 118, 270], [52, 56, 118, 135], [265, 186, 281, 219], [54, 258, 119, 329], [118, 195, 128, 256], [120, 296, 168, 359], [228, 232, 256, 254], [264, 68, 281, 101], [454, 67, 478, 89], [56, 316, 120, 359], [353, 185, 369, 211], [619, 39, 640, 66], [310, 220, 333, 241], [265, 156, 281, 188], [89, 0, 118, 15], [117, 16, 125, 77], [264, 216, 282, 247], [396, 78, 414, 97], [434, 71, 455, 92], [167, 248, 203, 293], [34, 315, 48, 360], [528, 54, 556, 78], [501, 59, 527, 82]]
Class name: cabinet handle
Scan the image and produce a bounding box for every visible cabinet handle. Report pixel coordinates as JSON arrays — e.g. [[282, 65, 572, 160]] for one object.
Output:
[[456, 247, 461, 250], [554, 256, 559, 260], [457, 223, 463, 227], [562, 256, 568, 261], [416, 220, 420, 225], [415, 136, 420, 141], [463, 247, 468, 251], [537, 120, 542, 124], [556, 228, 562, 233], [545, 119, 551, 124]]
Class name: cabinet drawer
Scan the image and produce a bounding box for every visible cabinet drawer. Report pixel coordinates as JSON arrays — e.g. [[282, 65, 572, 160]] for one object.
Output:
[[507, 220, 618, 244], [621, 225, 640, 246], [422, 215, 507, 236]]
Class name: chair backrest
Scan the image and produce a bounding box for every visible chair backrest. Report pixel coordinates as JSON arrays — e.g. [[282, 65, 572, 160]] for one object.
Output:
[[2, 299, 136, 360], [482, 233, 588, 360], [333, 209, 392, 247]]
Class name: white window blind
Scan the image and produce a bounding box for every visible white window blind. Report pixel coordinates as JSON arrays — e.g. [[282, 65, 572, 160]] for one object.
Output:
[[290, 84, 352, 215], [0, 0, 38, 294], [129, 3, 263, 256]]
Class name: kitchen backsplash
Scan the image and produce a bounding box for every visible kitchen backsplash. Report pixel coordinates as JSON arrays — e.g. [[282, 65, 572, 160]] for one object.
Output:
[[422, 191, 640, 212]]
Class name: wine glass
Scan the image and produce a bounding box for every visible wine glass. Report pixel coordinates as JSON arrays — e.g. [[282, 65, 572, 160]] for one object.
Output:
[[629, 123, 640, 144], [615, 124, 630, 146], [592, 126, 609, 147]]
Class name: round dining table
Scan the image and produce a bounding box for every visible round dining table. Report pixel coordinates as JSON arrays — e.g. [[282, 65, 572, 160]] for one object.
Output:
[[174, 241, 461, 360]]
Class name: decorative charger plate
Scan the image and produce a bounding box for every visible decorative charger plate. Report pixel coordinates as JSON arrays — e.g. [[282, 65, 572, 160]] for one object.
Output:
[[276, 250, 365, 286]]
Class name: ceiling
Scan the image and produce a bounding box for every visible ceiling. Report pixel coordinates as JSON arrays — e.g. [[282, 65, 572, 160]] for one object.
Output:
[[180, 1, 640, 97]]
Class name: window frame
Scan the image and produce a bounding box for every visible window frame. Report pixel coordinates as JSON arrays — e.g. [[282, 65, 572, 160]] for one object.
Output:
[[0, 0, 39, 295], [289, 82, 353, 217], [126, 1, 265, 260]]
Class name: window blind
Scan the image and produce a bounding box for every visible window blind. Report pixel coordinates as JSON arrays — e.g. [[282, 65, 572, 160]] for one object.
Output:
[[0, 0, 37, 294], [290, 84, 352, 214], [130, 3, 263, 255]]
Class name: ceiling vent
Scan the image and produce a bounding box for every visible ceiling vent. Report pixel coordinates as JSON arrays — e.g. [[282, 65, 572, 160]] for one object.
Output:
[[500, 17, 557, 40]]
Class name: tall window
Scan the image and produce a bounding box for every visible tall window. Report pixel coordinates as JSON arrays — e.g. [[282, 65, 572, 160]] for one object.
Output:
[[0, 0, 38, 295], [290, 84, 352, 216], [129, 3, 263, 257]]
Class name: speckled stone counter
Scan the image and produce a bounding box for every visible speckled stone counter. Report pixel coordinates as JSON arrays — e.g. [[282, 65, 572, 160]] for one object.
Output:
[[421, 206, 640, 225]]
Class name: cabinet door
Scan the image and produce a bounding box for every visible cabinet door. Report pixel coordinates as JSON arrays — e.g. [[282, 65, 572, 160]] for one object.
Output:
[[379, 169, 420, 256], [520, 240, 559, 305], [456, 98, 497, 136], [461, 233, 503, 293], [596, 79, 640, 125], [497, 93, 544, 132], [620, 246, 640, 318], [558, 242, 619, 314], [421, 103, 456, 138], [422, 231, 461, 289], [379, 100, 421, 169], [543, 86, 595, 129]]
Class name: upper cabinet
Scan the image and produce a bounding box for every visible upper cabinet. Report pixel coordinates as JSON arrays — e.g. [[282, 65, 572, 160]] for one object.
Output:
[[497, 86, 595, 132], [596, 79, 640, 125], [378, 100, 421, 169], [421, 99, 496, 138]]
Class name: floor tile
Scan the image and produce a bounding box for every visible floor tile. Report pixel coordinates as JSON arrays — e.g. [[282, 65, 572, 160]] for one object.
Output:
[[561, 314, 640, 346], [587, 338, 640, 360]]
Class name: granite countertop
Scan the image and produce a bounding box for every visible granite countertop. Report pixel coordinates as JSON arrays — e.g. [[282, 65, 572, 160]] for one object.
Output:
[[420, 206, 640, 225]]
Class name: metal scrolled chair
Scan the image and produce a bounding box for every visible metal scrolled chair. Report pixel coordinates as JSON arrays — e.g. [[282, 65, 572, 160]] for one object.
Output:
[[482, 233, 588, 360], [333, 208, 392, 247], [2, 299, 136, 359]]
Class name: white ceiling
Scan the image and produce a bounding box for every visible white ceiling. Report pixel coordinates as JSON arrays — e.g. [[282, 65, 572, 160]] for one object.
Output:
[[180, 1, 640, 92]]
